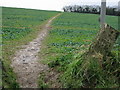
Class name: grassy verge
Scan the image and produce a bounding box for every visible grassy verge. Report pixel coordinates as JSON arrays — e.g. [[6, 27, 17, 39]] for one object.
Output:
[[40, 12, 119, 88], [2, 7, 59, 88], [38, 72, 50, 88]]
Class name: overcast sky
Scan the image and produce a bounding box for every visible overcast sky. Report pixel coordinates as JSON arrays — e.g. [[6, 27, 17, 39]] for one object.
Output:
[[1, 0, 120, 11]]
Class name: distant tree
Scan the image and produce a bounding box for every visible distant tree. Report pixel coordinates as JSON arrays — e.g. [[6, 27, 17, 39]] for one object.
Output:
[[63, 5, 119, 16], [78, 6, 82, 13], [92, 8, 97, 14], [98, 7, 101, 14], [85, 6, 90, 13], [112, 8, 116, 15], [63, 7, 66, 12]]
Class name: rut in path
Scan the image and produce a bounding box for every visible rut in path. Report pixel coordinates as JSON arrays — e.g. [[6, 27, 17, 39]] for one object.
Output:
[[11, 13, 61, 88]]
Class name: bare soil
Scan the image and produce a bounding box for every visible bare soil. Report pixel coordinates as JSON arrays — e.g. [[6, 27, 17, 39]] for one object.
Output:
[[11, 13, 61, 88]]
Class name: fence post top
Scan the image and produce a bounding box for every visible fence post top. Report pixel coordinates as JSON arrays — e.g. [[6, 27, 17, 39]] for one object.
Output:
[[102, 0, 106, 2]]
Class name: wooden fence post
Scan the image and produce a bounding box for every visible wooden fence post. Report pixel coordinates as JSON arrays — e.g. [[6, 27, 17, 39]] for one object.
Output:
[[100, 0, 106, 29]]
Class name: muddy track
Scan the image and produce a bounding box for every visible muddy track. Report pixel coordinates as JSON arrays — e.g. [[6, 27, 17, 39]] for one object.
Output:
[[11, 13, 61, 88]]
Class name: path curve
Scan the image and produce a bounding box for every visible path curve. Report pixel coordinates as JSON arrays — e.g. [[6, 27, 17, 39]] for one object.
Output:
[[11, 13, 61, 88]]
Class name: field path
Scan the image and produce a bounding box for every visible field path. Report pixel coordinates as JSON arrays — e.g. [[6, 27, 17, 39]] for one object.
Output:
[[11, 13, 61, 88]]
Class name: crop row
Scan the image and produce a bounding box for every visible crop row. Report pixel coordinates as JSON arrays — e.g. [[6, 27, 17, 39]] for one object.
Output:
[[2, 7, 59, 40]]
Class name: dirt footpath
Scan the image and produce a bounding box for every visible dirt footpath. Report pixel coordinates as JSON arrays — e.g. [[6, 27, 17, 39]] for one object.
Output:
[[11, 13, 61, 88]]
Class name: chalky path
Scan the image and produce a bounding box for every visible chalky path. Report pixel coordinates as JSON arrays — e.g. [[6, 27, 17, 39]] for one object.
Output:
[[11, 13, 61, 88]]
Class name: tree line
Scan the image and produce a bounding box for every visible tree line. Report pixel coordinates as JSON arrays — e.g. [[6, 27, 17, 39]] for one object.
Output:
[[63, 5, 119, 16]]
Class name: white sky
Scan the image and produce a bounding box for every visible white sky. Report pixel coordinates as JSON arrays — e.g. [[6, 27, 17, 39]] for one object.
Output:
[[1, 0, 120, 11]]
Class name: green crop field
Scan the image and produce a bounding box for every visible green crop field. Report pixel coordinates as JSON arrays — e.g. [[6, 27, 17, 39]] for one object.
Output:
[[40, 12, 119, 88], [52, 12, 118, 30], [2, 7, 59, 40], [1, 7, 119, 88], [1, 7, 59, 88]]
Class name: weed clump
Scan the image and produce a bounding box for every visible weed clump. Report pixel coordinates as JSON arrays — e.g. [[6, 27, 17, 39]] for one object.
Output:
[[60, 52, 120, 88], [2, 60, 19, 88], [48, 53, 73, 71]]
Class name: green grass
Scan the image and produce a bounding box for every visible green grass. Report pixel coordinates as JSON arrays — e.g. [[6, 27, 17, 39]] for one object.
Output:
[[106, 15, 118, 30], [40, 12, 119, 88], [52, 12, 118, 30], [38, 73, 49, 88], [41, 13, 99, 72], [2, 7, 59, 88]]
